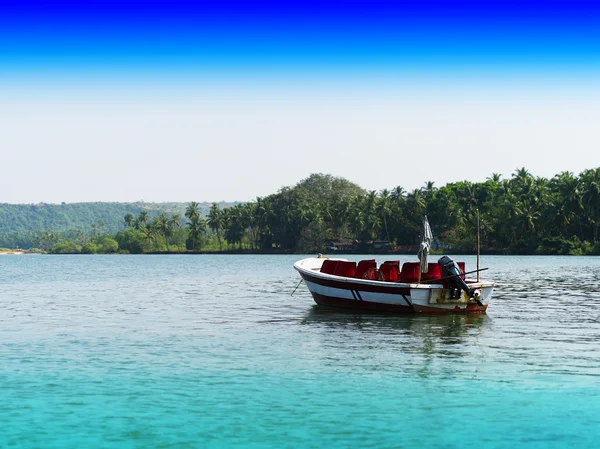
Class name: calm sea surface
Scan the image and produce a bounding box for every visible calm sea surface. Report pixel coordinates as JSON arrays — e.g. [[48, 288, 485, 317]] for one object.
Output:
[[0, 254, 599, 448]]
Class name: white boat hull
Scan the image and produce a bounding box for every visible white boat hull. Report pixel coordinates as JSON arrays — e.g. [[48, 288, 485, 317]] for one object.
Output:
[[294, 257, 494, 314]]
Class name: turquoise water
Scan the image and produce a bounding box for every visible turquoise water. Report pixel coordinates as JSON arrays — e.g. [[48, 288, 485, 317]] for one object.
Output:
[[1, 254, 599, 448]]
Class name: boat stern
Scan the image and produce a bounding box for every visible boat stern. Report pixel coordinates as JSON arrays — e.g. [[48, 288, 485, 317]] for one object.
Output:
[[410, 282, 494, 313]]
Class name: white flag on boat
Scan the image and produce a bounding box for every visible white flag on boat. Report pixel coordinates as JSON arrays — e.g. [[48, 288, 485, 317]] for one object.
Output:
[[418, 216, 433, 273]]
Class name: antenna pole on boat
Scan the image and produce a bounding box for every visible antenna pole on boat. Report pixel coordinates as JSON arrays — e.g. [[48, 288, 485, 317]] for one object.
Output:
[[476, 209, 481, 283]]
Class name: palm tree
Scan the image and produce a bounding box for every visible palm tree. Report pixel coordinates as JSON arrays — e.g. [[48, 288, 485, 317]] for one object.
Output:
[[185, 202, 200, 222], [330, 198, 351, 238], [513, 167, 531, 183], [186, 217, 206, 251], [185, 202, 203, 250], [208, 203, 224, 251], [135, 211, 149, 230], [36, 230, 59, 251], [154, 213, 177, 251], [361, 191, 381, 240], [255, 197, 276, 249], [170, 214, 182, 250], [170, 214, 182, 232], [347, 195, 365, 238], [391, 185, 406, 202], [550, 171, 584, 239], [512, 168, 534, 200], [74, 229, 85, 245], [581, 168, 600, 242], [501, 191, 520, 244], [243, 202, 258, 249], [124, 213, 134, 228], [378, 189, 392, 242], [133, 211, 155, 243], [407, 188, 426, 217], [516, 202, 541, 236], [223, 205, 245, 249], [422, 181, 436, 193], [548, 198, 575, 236]]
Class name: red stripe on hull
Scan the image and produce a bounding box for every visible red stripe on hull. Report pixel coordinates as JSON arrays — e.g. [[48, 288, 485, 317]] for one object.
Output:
[[300, 271, 411, 295], [309, 292, 487, 315]]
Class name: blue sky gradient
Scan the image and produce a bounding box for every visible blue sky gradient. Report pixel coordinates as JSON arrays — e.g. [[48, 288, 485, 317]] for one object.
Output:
[[2, 0, 600, 76]]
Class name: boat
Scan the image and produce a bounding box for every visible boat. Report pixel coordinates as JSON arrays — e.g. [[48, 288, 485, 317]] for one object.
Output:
[[293, 217, 495, 314]]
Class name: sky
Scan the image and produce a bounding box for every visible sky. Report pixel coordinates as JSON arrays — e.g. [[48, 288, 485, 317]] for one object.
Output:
[[1, 0, 600, 203]]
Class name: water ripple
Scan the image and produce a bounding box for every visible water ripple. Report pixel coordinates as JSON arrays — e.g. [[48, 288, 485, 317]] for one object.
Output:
[[1, 254, 600, 448]]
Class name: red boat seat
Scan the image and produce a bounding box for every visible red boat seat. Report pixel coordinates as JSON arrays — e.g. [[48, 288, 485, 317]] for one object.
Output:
[[320, 259, 339, 275], [333, 261, 356, 278], [398, 261, 466, 283], [355, 259, 377, 279], [399, 262, 420, 283], [421, 263, 442, 281], [379, 260, 400, 282]]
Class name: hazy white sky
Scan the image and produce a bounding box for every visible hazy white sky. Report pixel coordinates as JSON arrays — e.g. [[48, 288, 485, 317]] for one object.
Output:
[[2, 77, 599, 203], [3, 1, 600, 204]]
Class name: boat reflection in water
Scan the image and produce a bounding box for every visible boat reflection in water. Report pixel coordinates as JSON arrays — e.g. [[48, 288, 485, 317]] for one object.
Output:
[[300, 307, 491, 377], [302, 306, 488, 339]]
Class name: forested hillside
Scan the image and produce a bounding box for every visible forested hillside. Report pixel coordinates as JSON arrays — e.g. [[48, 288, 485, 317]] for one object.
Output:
[[2, 169, 600, 255], [0, 202, 232, 248], [218, 169, 600, 255]]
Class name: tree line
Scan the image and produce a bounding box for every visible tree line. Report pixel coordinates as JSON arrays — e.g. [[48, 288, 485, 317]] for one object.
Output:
[[190, 168, 600, 255], [3, 169, 600, 255], [0, 201, 232, 250]]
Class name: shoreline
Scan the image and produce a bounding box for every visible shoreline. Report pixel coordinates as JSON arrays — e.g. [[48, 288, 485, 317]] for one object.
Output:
[[4, 249, 595, 256]]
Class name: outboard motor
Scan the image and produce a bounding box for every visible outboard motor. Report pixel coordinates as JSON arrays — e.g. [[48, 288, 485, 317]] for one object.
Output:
[[438, 256, 475, 300]]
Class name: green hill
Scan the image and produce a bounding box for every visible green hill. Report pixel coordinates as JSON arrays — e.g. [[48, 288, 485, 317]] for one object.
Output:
[[0, 201, 235, 248]]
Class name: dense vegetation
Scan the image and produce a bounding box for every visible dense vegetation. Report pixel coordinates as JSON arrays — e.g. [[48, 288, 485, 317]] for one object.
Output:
[[1, 169, 600, 255], [0, 201, 231, 250], [192, 169, 600, 255]]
